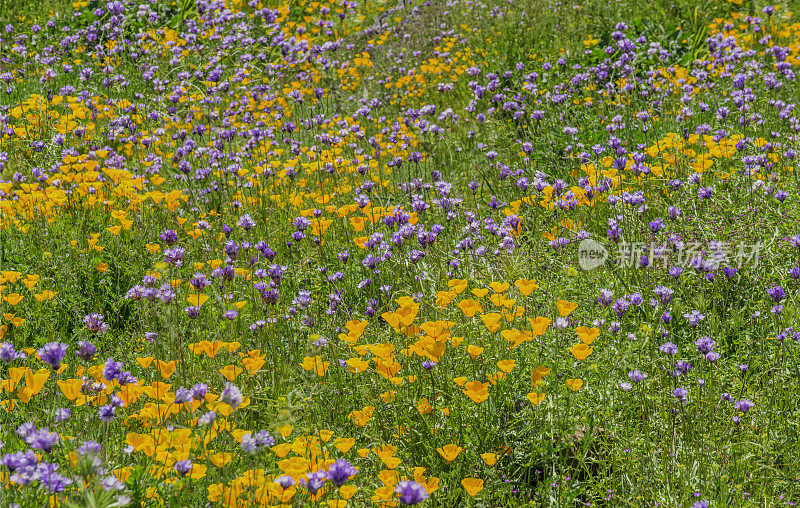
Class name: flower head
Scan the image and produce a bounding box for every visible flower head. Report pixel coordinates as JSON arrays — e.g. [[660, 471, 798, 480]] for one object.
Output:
[[159, 229, 178, 246], [83, 313, 108, 334], [0, 342, 25, 364], [238, 214, 256, 231], [395, 480, 429, 505], [659, 342, 678, 355], [198, 411, 216, 426], [25, 428, 59, 453], [174, 459, 193, 476], [300, 471, 326, 495], [275, 475, 295, 488], [220, 382, 243, 409], [735, 399, 755, 414], [191, 383, 208, 400], [767, 285, 785, 303], [37, 342, 68, 369], [695, 336, 715, 354], [76, 341, 96, 361], [326, 458, 357, 486]]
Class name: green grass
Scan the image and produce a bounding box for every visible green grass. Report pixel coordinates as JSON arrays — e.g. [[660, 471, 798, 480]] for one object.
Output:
[[2, 0, 800, 506]]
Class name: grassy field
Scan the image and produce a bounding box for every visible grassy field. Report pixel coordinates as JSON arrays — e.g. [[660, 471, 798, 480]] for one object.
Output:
[[2, 0, 800, 506]]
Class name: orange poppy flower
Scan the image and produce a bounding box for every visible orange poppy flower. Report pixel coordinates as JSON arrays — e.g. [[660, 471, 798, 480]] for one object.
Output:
[[575, 326, 599, 345], [526, 392, 546, 405], [556, 300, 578, 317], [568, 343, 593, 361], [457, 298, 483, 318], [489, 281, 509, 293], [462, 381, 489, 404], [461, 478, 484, 497], [514, 278, 539, 296], [480, 312, 502, 333], [436, 444, 463, 462]]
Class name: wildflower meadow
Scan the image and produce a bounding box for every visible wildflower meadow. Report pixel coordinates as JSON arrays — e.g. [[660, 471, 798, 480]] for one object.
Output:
[[2, 0, 800, 505]]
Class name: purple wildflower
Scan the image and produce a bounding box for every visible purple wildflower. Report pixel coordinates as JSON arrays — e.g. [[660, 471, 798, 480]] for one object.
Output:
[[37, 342, 68, 370], [395, 480, 429, 505], [735, 399, 755, 414], [660, 342, 678, 355], [220, 382, 243, 409], [301, 471, 326, 495], [83, 313, 108, 334], [76, 341, 96, 361], [174, 459, 193, 476], [0, 343, 25, 364], [326, 458, 358, 486], [25, 428, 59, 453]]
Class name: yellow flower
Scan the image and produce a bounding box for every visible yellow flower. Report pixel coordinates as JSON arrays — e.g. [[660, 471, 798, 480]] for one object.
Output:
[[497, 359, 517, 373], [514, 278, 539, 296], [34, 290, 57, 302], [489, 281, 509, 293], [136, 356, 154, 369], [436, 290, 456, 307], [436, 444, 463, 462], [575, 326, 599, 345], [556, 299, 578, 317], [348, 406, 374, 427], [396, 305, 419, 327], [219, 364, 243, 381], [416, 398, 432, 415], [461, 478, 484, 497], [527, 316, 552, 336], [462, 380, 489, 404], [4, 293, 23, 306], [186, 293, 209, 306], [457, 298, 483, 317], [0, 271, 22, 284], [301, 356, 329, 377], [156, 360, 176, 379], [480, 453, 497, 466], [530, 366, 551, 386], [447, 278, 468, 294], [479, 312, 502, 333], [466, 345, 484, 359], [526, 392, 545, 405], [471, 288, 489, 298], [568, 343, 593, 361], [334, 438, 355, 453]]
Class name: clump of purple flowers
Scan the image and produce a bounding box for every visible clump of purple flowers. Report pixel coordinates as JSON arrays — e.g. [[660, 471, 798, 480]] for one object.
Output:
[[83, 313, 108, 334], [659, 342, 678, 355], [672, 387, 688, 405], [241, 430, 275, 453], [0, 342, 26, 364], [76, 340, 96, 361], [37, 342, 68, 370], [300, 470, 326, 495], [325, 458, 358, 486], [221, 382, 243, 409], [395, 480, 429, 505]]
